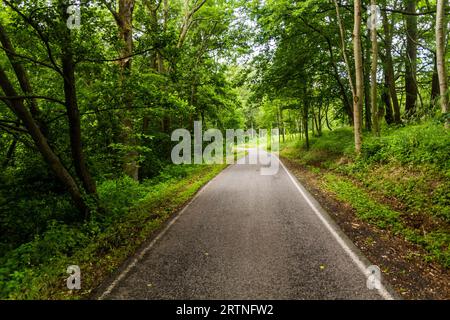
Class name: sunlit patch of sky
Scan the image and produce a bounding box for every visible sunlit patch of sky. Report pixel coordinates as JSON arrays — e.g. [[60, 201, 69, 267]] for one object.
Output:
[[216, 5, 277, 67]]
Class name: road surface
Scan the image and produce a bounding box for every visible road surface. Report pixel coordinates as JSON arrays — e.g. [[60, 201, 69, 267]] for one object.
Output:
[[99, 150, 395, 300]]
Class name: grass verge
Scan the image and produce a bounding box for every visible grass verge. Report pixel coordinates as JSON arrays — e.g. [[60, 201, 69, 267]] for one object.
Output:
[[0, 163, 227, 299], [281, 122, 450, 268]]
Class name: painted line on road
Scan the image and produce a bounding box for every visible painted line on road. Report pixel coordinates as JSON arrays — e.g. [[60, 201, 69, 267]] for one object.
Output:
[[277, 156, 395, 300], [97, 165, 232, 300]]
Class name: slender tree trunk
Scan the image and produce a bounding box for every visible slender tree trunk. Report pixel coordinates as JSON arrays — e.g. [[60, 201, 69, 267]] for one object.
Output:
[[0, 66, 88, 215], [117, 0, 139, 180], [353, 0, 363, 153], [436, 0, 449, 128], [177, 0, 207, 49], [382, 9, 401, 123], [405, 0, 418, 117], [317, 103, 323, 136], [334, 0, 356, 100], [334, 0, 362, 151], [363, 29, 372, 132], [325, 37, 353, 123], [0, 22, 46, 134], [431, 55, 440, 104], [279, 106, 285, 143], [303, 87, 310, 150], [370, 0, 380, 136], [382, 72, 394, 124], [2, 137, 17, 168], [325, 103, 333, 131], [60, 11, 97, 196], [105, 0, 138, 178]]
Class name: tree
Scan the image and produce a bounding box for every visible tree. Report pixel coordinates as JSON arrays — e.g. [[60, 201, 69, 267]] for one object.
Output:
[[370, 0, 380, 136], [436, 0, 449, 128], [0, 65, 89, 215], [405, 0, 418, 117], [381, 7, 401, 124], [353, 0, 363, 153], [104, 0, 139, 180]]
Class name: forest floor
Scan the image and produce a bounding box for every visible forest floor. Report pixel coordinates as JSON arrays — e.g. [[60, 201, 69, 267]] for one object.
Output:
[[280, 124, 450, 299]]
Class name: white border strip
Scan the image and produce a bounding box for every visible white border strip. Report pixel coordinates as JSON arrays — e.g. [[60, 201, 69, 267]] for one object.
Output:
[[277, 156, 395, 300], [98, 166, 230, 300]]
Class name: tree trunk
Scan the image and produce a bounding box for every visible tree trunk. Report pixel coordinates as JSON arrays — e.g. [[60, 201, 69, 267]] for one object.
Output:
[[436, 0, 449, 128], [303, 87, 310, 150], [0, 22, 46, 134], [382, 9, 401, 123], [60, 11, 97, 196], [370, 0, 380, 136], [334, 0, 362, 150], [381, 71, 393, 124], [0, 66, 88, 215], [2, 137, 17, 168], [321, 35, 353, 123], [325, 103, 333, 131], [279, 106, 285, 143], [405, 0, 418, 117], [431, 55, 440, 104], [363, 29, 372, 132], [117, 0, 139, 180], [353, 0, 363, 153], [177, 0, 207, 49]]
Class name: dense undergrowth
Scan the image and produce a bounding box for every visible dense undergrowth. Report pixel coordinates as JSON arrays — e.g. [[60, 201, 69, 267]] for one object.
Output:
[[281, 121, 450, 268], [0, 164, 226, 299]]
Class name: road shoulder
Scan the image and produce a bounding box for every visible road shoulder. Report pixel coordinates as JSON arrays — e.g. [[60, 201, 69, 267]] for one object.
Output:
[[281, 156, 450, 300]]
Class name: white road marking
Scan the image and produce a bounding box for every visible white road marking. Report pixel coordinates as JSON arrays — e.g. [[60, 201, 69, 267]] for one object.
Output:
[[99, 151, 395, 300], [98, 166, 231, 300], [277, 156, 395, 300]]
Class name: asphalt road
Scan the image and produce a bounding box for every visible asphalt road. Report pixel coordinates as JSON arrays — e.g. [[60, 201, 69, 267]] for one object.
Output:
[[99, 150, 395, 300]]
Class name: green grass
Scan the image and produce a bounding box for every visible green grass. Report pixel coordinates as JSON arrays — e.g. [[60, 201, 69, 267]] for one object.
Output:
[[281, 121, 450, 268], [322, 173, 449, 267], [0, 163, 226, 299]]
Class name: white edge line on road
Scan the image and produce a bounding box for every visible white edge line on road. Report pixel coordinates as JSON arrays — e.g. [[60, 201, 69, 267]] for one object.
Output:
[[277, 156, 395, 300], [97, 166, 231, 300]]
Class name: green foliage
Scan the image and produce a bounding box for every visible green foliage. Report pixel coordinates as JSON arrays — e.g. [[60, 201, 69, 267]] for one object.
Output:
[[324, 174, 402, 230], [323, 173, 450, 267], [0, 163, 226, 299], [281, 122, 450, 268], [359, 124, 450, 171]]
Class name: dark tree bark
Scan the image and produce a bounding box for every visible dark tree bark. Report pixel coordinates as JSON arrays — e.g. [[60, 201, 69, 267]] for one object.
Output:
[[325, 103, 333, 131], [405, 0, 418, 117], [105, 0, 139, 180], [299, 16, 353, 124], [2, 137, 17, 168], [363, 30, 372, 132], [0, 22, 47, 134], [60, 24, 97, 196], [303, 87, 310, 150], [431, 55, 440, 104], [0, 65, 88, 215], [382, 9, 401, 123], [382, 73, 394, 125]]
